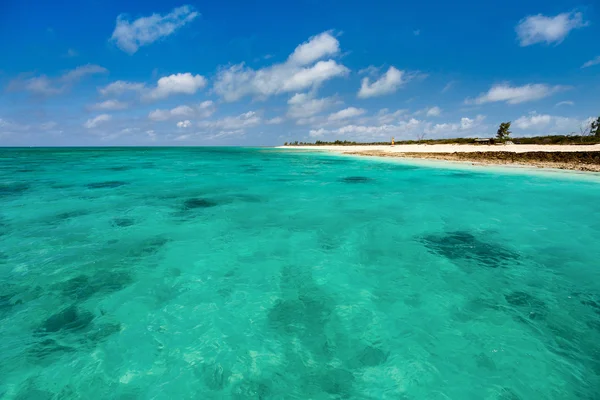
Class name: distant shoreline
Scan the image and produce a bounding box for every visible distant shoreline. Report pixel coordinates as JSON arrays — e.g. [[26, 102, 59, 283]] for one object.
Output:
[[277, 144, 600, 172]]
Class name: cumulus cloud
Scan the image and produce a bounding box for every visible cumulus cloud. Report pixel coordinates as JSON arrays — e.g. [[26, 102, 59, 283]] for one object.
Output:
[[213, 31, 349, 102], [84, 114, 112, 128], [516, 11, 588, 46], [99, 80, 146, 96], [90, 100, 128, 110], [328, 107, 366, 121], [148, 100, 215, 121], [582, 56, 600, 69], [111, 5, 199, 54], [288, 31, 340, 65], [467, 83, 567, 105], [287, 93, 337, 119], [357, 66, 416, 98], [9, 64, 108, 95], [177, 120, 192, 128], [145, 73, 207, 100]]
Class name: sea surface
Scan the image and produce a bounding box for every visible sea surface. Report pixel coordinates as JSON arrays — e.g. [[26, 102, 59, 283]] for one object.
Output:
[[1, 147, 600, 399]]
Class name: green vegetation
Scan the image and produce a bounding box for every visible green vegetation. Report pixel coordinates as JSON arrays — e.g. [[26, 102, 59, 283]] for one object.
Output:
[[496, 122, 511, 140], [591, 117, 600, 137]]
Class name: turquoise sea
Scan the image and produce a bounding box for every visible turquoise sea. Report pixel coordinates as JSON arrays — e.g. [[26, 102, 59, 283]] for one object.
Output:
[[2, 147, 600, 399]]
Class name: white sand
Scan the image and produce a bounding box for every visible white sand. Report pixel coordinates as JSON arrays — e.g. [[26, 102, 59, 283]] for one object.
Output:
[[276, 144, 600, 153]]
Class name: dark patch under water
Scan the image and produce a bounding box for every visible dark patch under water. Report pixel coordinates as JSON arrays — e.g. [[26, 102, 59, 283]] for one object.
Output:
[[183, 198, 220, 209], [0, 183, 29, 197], [54, 210, 89, 221], [421, 231, 519, 268], [340, 176, 374, 184], [107, 166, 133, 171], [59, 271, 133, 301], [112, 217, 135, 227], [127, 236, 171, 257], [39, 306, 94, 333], [505, 291, 548, 320], [86, 181, 128, 189]]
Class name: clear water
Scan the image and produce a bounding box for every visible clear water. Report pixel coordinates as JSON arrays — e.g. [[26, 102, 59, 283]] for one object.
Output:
[[2, 147, 600, 399]]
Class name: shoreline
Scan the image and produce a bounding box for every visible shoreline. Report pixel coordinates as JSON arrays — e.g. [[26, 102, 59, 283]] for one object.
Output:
[[277, 144, 600, 172]]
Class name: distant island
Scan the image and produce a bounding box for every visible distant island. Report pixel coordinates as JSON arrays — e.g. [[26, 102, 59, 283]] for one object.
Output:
[[280, 121, 600, 172]]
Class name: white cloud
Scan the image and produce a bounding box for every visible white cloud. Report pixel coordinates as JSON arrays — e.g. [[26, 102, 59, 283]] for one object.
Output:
[[467, 83, 567, 105], [328, 107, 366, 121], [310, 118, 423, 138], [145, 73, 207, 100], [198, 111, 261, 130], [61, 65, 107, 82], [424, 115, 486, 135], [65, 48, 78, 58], [513, 112, 588, 134], [9, 64, 107, 95], [555, 100, 574, 107], [84, 114, 112, 128], [308, 114, 487, 141], [288, 31, 340, 65], [287, 93, 337, 119], [516, 11, 588, 46], [357, 66, 415, 98], [442, 81, 455, 93], [177, 120, 192, 128], [213, 31, 349, 102], [99, 80, 146, 96], [111, 5, 199, 54], [40, 121, 58, 130], [426, 106, 441, 117], [148, 101, 215, 121], [266, 117, 284, 125], [582, 56, 600, 68], [90, 100, 128, 110], [376, 108, 408, 124]]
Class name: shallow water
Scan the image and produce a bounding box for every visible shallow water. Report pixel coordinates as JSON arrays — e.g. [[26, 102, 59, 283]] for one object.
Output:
[[1, 147, 600, 399]]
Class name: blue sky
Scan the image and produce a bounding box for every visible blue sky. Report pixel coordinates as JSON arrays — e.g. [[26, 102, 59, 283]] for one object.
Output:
[[0, 0, 599, 146]]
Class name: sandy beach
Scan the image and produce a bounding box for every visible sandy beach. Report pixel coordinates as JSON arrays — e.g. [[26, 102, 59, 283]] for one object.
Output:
[[277, 144, 600, 172]]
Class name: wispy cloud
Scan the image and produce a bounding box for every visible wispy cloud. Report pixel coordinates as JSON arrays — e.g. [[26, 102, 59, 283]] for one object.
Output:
[[287, 92, 338, 120], [89, 100, 129, 111], [582, 56, 600, 69], [8, 64, 107, 96], [99, 80, 146, 96], [84, 114, 112, 129], [516, 10, 588, 46], [466, 83, 567, 105], [148, 101, 214, 121], [555, 100, 574, 107], [111, 5, 199, 54], [442, 81, 455, 93]]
